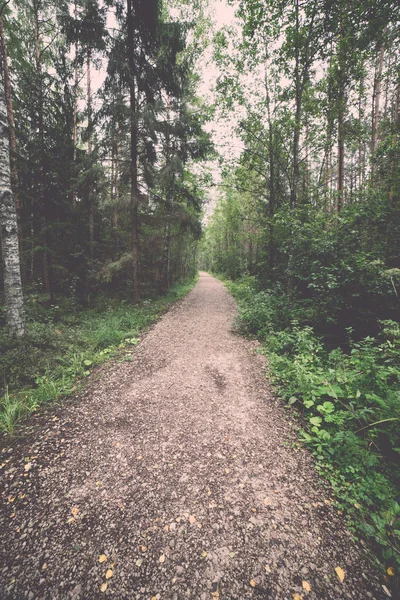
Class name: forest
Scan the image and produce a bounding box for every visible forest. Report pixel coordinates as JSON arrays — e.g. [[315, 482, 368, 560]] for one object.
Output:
[[0, 0, 399, 588]]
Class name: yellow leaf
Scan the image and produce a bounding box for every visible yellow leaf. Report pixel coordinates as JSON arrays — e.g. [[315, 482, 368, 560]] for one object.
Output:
[[302, 581, 311, 592], [135, 559, 143, 567], [250, 580, 256, 588], [189, 515, 196, 524], [292, 595, 303, 600], [201, 551, 208, 558], [42, 563, 47, 570], [225, 468, 230, 474], [212, 592, 219, 599], [99, 555, 107, 564], [100, 583, 107, 593], [105, 569, 113, 580], [164, 525, 169, 531], [159, 554, 165, 563], [335, 567, 345, 583], [24, 462, 32, 472], [141, 546, 147, 553], [71, 507, 79, 517], [8, 496, 15, 503], [387, 567, 394, 576], [137, 455, 143, 460]]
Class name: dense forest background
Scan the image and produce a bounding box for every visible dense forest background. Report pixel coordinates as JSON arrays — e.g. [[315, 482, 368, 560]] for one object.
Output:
[[0, 0, 399, 587]]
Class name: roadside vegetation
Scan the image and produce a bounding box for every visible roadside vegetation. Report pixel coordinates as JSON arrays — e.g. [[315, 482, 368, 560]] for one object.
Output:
[[214, 273, 400, 584], [0, 278, 196, 435]]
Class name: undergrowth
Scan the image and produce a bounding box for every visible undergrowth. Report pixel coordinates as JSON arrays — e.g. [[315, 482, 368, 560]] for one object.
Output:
[[220, 274, 400, 587], [0, 278, 197, 435]]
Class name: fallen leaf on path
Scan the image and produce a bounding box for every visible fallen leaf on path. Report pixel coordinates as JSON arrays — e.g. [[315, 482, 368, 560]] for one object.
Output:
[[335, 567, 345, 583], [201, 551, 207, 558], [100, 583, 107, 593], [42, 563, 47, 570], [105, 569, 113, 579], [141, 546, 147, 553], [292, 595, 303, 600], [387, 567, 394, 576], [212, 592, 219, 599], [8, 496, 15, 503], [225, 468, 230, 474], [189, 515, 196, 524], [229, 552, 236, 558], [164, 525, 169, 531], [99, 555, 107, 564], [135, 559, 143, 567], [137, 455, 143, 460], [382, 585, 392, 597], [250, 580, 256, 587], [71, 507, 79, 517], [265, 565, 271, 573], [264, 497, 271, 506], [302, 581, 311, 592], [24, 463, 32, 472], [159, 554, 166, 563]]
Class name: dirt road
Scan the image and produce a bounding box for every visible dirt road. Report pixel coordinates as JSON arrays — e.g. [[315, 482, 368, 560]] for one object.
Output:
[[0, 273, 387, 599]]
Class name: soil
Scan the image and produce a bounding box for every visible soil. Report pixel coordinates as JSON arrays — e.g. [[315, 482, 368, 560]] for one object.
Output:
[[0, 273, 390, 599]]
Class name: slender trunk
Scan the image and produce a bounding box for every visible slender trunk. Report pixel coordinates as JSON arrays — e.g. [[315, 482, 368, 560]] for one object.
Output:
[[127, 0, 140, 301], [112, 129, 120, 250], [87, 48, 94, 256], [265, 55, 275, 270], [371, 33, 386, 182], [0, 14, 22, 250], [0, 78, 25, 337], [290, 3, 301, 210], [72, 0, 79, 207], [34, 4, 51, 298]]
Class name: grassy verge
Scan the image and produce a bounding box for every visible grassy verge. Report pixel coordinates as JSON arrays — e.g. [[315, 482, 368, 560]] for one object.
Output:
[[218, 274, 400, 588], [0, 277, 197, 435]]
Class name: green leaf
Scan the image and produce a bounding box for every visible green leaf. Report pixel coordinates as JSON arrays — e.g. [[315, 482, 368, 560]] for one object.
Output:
[[309, 416, 322, 427], [83, 359, 92, 367]]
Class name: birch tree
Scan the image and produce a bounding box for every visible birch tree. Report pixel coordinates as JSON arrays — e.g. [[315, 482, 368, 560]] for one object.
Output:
[[0, 77, 25, 337]]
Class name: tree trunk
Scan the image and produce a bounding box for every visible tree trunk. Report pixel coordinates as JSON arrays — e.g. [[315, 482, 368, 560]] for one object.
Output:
[[87, 48, 94, 256], [0, 79, 25, 337], [34, 4, 52, 298], [371, 33, 385, 178], [127, 0, 140, 302], [72, 0, 79, 208], [0, 14, 22, 252]]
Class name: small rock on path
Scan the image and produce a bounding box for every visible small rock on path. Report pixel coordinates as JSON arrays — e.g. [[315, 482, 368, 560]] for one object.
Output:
[[0, 273, 387, 599]]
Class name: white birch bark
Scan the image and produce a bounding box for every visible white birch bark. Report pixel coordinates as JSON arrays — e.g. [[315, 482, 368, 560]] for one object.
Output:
[[0, 79, 25, 337]]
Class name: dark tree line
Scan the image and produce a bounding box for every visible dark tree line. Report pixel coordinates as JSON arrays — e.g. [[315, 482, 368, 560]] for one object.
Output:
[[0, 0, 212, 336]]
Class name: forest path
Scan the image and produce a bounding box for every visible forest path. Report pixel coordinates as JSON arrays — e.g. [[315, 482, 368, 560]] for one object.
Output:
[[1, 273, 386, 600]]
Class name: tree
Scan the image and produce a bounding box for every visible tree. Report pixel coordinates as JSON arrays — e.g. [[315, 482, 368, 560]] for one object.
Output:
[[0, 76, 25, 337]]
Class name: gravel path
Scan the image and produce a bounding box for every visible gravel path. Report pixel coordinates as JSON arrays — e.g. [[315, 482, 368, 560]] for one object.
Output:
[[0, 273, 388, 600]]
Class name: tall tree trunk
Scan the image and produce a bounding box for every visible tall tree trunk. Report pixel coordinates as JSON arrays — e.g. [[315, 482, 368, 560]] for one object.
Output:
[[34, 3, 52, 298], [371, 32, 386, 179], [127, 0, 140, 302], [290, 0, 301, 210], [72, 2, 79, 208], [111, 128, 120, 252], [0, 78, 25, 337], [87, 48, 94, 256], [0, 14, 22, 253]]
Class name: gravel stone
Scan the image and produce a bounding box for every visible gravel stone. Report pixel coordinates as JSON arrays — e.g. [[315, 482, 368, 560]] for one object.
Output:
[[0, 273, 389, 599]]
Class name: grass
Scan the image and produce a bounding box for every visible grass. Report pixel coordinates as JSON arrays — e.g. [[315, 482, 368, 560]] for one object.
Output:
[[0, 277, 197, 435]]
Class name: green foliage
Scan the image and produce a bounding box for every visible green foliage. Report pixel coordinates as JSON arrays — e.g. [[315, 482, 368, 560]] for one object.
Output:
[[0, 278, 197, 435], [223, 275, 400, 576]]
